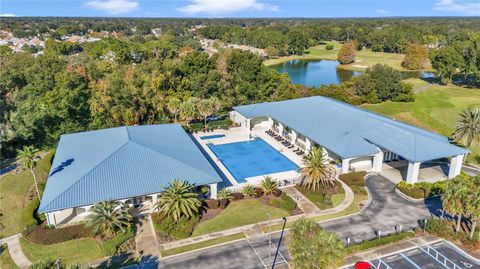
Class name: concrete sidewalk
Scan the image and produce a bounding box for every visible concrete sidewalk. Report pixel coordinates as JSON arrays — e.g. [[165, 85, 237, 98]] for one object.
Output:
[[0, 234, 32, 269]]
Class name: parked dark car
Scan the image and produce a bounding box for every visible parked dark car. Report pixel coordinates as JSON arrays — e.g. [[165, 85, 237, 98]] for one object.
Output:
[[206, 115, 223, 122]]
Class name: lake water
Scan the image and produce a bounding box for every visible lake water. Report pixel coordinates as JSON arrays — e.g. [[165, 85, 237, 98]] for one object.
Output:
[[269, 59, 435, 88]]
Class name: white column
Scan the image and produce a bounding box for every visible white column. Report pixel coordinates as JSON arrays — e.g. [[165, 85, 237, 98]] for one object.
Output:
[[406, 162, 421, 184], [46, 212, 57, 226], [291, 130, 297, 142], [448, 154, 464, 179], [210, 183, 218, 199], [151, 194, 158, 205], [322, 148, 330, 161], [246, 119, 251, 130], [268, 117, 274, 129], [278, 123, 284, 135], [372, 151, 384, 172], [341, 158, 352, 174], [305, 138, 312, 152]]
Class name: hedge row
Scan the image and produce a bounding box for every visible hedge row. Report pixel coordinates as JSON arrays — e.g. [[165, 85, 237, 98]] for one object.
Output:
[[153, 213, 199, 239], [22, 198, 40, 229], [339, 171, 367, 187], [102, 229, 135, 256], [346, 231, 416, 254], [396, 181, 446, 199], [22, 224, 93, 244]]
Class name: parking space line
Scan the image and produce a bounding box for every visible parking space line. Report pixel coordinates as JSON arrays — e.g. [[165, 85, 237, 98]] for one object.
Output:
[[373, 258, 393, 269], [419, 245, 462, 269], [400, 253, 423, 269]]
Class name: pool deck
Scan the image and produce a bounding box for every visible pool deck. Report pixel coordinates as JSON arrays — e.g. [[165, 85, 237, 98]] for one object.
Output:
[[193, 126, 303, 189]]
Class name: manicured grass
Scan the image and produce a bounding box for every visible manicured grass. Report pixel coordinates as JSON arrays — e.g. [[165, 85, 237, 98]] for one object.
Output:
[[362, 82, 480, 164], [0, 244, 19, 269], [20, 238, 104, 265], [0, 151, 54, 237], [192, 199, 290, 236], [295, 185, 345, 210], [161, 233, 245, 257], [346, 231, 416, 254], [264, 41, 427, 72]]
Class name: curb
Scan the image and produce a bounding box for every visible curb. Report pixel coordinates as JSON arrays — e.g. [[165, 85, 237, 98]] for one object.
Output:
[[394, 188, 441, 203], [160, 237, 247, 260]]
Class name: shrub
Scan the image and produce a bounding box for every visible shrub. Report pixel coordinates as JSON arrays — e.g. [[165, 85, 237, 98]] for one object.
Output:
[[254, 188, 264, 198], [217, 188, 233, 200], [396, 180, 446, 199], [155, 215, 199, 239], [102, 229, 135, 256], [272, 188, 282, 197], [268, 198, 281, 208], [261, 176, 278, 195], [22, 198, 40, 229], [241, 185, 257, 198], [280, 192, 296, 212], [346, 231, 415, 254], [326, 44, 334, 50], [22, 224, 93, 244], [205, 199, 219, 209], [219, 199, 230, 209], [339, 171, 367, 187], [232, 192, 244, 200]]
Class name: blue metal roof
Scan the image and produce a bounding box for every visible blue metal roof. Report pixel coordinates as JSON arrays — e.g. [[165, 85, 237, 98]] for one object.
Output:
[[39, 124, 222, 213], [234, 96, 468, 162]]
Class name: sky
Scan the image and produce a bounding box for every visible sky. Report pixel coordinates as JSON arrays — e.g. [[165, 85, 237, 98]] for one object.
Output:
[[0, 0, 479, 18]]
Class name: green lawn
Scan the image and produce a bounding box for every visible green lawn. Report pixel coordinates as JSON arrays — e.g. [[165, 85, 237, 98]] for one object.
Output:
[[264, 41, 424, 72], [0, 151, 54, 237], [192, 199, 290, 236], [362, 82, 480, 164], [161, 233, 245, 257], [295, 185, 345, 210], [0, 244, 19, 269], [20, 238, 104, 265]]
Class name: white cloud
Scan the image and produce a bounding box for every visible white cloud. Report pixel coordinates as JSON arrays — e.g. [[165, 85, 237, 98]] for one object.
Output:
[[434, 0, 480, 15], [0, 13, 17, 17], [85, 0, 139, 15], [178, 0, 279, 15], [376, 9, 389, 14]]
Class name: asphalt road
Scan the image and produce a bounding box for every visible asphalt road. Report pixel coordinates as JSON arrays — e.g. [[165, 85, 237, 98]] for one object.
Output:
[[152, 175, 442, 269]]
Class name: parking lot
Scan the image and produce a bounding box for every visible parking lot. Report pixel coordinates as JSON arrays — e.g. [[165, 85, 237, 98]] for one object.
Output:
[[343, 241, 480, 269]]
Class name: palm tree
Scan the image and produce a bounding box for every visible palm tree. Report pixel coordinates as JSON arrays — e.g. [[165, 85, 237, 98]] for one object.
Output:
[[197, 99, 215, 128], [86, 201, 132, 237], [465, 176, 480, 239], [180, 98, 198, 126], [155, 180, 201, 220], [17, 146, 41, 200], [442, 179, 467, 233], [261, 176, 277, 195], [453, 108, 480, 148], [299, 147, 336, 191], [288, 218, 344, 269], [167, 97, 182, 123]]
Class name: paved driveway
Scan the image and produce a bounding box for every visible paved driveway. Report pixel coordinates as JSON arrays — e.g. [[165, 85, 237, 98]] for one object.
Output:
[[321, 174, 442, 243], [153, 175, 442, 269]]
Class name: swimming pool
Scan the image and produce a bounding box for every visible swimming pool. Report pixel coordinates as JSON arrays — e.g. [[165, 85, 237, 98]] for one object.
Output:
[[207, 138, 299, 183], [200, 134, 226, 140]]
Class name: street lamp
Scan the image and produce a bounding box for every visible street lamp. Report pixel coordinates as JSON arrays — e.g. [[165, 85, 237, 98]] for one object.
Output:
[[272, 217, 287, 269]]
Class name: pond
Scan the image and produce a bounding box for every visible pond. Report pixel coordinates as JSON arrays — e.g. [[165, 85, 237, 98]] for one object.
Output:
[[269, 59, 435, 88]]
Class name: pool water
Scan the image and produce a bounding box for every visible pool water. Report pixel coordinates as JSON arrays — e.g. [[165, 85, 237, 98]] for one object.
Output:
[[207, 138, 299, 183], [200, 134, 226, 140]]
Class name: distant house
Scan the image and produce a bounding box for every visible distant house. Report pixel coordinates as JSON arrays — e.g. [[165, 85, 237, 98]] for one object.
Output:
[[231, 96, 468, 184], [39, 124, 221, 226]]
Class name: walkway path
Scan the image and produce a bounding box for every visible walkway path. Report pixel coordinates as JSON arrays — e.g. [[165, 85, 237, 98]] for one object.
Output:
[[159, 175, 442, 269], [135, 214, 159, 258], [0, 234, 32, 269], [320, 174, 442, 243], [159, 181, 355, 251]]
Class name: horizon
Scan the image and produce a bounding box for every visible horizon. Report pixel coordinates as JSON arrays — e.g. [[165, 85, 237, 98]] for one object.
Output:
[[1, 0, 479, 18]]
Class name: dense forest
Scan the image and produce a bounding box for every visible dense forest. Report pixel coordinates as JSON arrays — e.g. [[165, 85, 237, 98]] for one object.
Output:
[[1, 18, 479, 157]]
